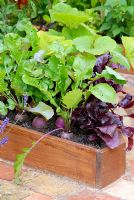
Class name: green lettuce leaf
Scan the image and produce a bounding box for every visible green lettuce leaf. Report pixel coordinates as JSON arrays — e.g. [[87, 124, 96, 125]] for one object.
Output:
[[62, 89, 82, 109], [27, 102, 54, 120], [90, 83, 116, 103], [122, 36, 134, 68], [49, 3, 89, 28]]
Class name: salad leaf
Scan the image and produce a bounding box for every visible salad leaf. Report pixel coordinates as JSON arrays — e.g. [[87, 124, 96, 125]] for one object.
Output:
[[73, 54, 96, 81], [90, 36, 117, 55], [27, 102, 54, 120], [49, 3, 89, 28], [0, 101, 7, 116], [102, 66, 127, 84], [73, 36, 94, 52], [62, 89, 82, 109], [122, 36, 134, 68], [111, 51, 130, 70], [90, 83, 116, 103]]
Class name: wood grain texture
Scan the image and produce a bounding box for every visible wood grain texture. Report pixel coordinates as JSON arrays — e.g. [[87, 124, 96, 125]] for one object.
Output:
[[96, 141, 126, 188], [0, 123, 126, 188]]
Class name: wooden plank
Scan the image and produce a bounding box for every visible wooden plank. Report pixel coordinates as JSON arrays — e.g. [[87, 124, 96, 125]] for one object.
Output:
[[0, 124, 96, 186], [0, 123, 126, 187], [96, 141, 126, 188]]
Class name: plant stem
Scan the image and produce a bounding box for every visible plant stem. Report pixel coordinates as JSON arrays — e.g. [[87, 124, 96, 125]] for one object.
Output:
[[21, 128, 63, 158], [2, 110, 26, 137]]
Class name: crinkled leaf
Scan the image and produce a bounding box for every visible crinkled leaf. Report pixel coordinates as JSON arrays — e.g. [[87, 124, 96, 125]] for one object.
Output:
[[73, 36, 116, 55], [37, 31, 64, 52], [27, 102, 54, 120], [62, 89, 82, 109], [48, 39, 72, 58], [97, 124, 117, 137], [90, 83, 116, 103], [22, 74, 40, 88], [4, 33, 30, 63], [0, 79, 7, 92], [98, 131, 120, 149]]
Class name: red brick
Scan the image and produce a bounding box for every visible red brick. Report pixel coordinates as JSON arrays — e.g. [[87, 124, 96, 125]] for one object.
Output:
[[24, 193, 53, 200], [0, 161, 14, 181], [68, 190, 120, 200]]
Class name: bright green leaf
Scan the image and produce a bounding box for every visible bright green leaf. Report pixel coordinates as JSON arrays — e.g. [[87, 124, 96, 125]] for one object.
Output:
[[73, 36, 94, 52], [49, 3, 89, 28], [102, 66, 126, 84], [111, 51, 130, 70], [0, 101, 7, 115], [7, 98, 16, 110], [90, 83, 116, 103], [62, 89, 82, 109], [73, 54, 96, 80], [90, 36, 117, 55], [122, 36, 134, 68]]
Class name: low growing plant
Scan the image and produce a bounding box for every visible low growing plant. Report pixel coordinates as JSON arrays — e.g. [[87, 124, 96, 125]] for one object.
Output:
[[98, 0, 134, 39]]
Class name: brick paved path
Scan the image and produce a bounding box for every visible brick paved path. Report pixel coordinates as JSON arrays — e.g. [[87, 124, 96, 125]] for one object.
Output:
[[0, 147, 134, 200]]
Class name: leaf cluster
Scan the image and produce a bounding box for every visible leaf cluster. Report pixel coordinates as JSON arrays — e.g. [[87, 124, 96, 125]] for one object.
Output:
[[0, 2, 133, 152], [99, 0, 134, 39]]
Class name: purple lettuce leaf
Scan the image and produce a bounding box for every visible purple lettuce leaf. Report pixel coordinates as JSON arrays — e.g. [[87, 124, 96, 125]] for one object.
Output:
[[118, 94, 132, 108], [121, 126, 134, 137], [109, 63, 126, 70], [101, 112, 123, 126], [97, 124, 117, 137], [94, 52, 112, 74], [121, 100, 134, 109], [71, 52, 134, 150], [97, 131, 120, 149]]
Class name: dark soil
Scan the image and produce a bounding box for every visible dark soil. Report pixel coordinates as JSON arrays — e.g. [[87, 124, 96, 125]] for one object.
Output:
[[1, 111, 106, 149]]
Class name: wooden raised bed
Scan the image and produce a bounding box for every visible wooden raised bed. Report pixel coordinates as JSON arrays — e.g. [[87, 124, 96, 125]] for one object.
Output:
[[0, 123, 126, 188]]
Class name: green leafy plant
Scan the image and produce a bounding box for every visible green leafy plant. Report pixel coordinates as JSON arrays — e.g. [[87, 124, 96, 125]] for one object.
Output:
[[99, 0, 134, 39], [60, 89, 82, 133], [0, 2, 133, 184]]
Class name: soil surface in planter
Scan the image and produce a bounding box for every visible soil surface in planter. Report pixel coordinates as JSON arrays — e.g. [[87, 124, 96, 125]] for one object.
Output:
[[0, 111, 106, 149]]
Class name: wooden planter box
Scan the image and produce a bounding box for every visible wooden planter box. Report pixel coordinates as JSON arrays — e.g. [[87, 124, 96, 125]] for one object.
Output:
[[0, 123, 126, 188]]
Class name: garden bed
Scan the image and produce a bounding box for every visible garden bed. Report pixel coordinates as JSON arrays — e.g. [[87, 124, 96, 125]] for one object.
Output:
[[0, 122, 126, 188]]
